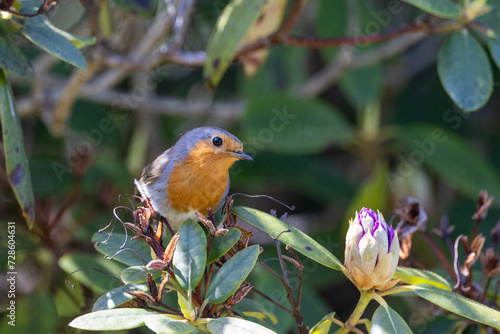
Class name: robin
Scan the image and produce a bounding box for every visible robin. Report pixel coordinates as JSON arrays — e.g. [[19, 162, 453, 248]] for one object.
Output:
[[135, 126, 252, 231]]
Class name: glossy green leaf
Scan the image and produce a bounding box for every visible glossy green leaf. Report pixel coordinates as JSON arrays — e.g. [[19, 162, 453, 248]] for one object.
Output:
[[69, 308, 158, 330], [204, 0, 267, 89], [309, 312, 336, 334], [412, 283, 500, 329], [20, 15, 87, 70], [244, 95, 354, 154], [437, 30, 493, 112], [207, 316, 277, 334], [394, 267, 451, 291], [144, 315, 196, 334], [173, 220, 207, 292], [232, 206, 343, 270], [0, 70, 35, 227], [0, 36, 34, 81], [92, 283, 149, 311], [207, 227, 242, 264], [112, 0, 158, 18], [371, 304, 413, 334], [121, 266, 162, 284], [400, 125, 500, 200], [58, 252, 125, 293], [93, 232, 153, 267], [402, 0, 461, 18], [205, 245, 259, 305], [489, 39, 500, 70]]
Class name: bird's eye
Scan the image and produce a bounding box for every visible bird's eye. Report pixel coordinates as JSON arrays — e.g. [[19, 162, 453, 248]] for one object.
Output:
[[212, 136, 223, 147]]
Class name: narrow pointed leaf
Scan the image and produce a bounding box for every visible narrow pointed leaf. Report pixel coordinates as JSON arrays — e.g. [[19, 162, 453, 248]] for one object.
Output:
[[394, 267, 451, 291], [0, 36, 35, 81], [371, 304, 413, 334], [232, 206, 343, 270], [205, 245, 259, 305], [204, 0, 267, 89], [92, 232, 153, 267], [144, 315, 196, 334], [207, 227, 242, 264], [173, 220, 207, 291], [413, 283, 500, 329], [309, 311, 337, 334], [69, 308, 158, 330], [121, 266, 161, 284], [438, 30, 493, 112], [20, 15, 87, 70], [0, 70, 35, 227], [207, 316, 277, 334], [92, 283, 149, 311], [402, 0, 461, 18]]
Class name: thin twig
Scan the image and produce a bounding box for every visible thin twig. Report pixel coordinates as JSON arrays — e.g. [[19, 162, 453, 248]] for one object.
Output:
[[423, 231, 455, 278], [251, 287, 293, 315]]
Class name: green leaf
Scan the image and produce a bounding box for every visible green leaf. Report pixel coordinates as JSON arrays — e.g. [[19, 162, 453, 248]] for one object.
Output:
[[399, 124, 500, 200], [58, 252, 125, 293], [309, 312, 337, 334], [207, 227, 242, 264], [371, 304, 413, 334], [412, 283, 500, 329], [144, 315, 196, 334], [121, 266, 162, 284], [92, 283, 149, 311], [69, 308, 158, 330], [402, 0, 461, 18], [437, 30, 493, 112], [20, 15, 87, 70], [0, 70, 35, 227], [340, 64, 383, 111], [207, 316, 277, 334], [112, 0, 158, 18], [173, 220, 207, 292], [205, 245, 259, 305], [489, 38, 500, 70], [92, 232, 153, 267], [394, 267, 451, 291], [0, 36, 34, 81], [204, 0, 267, 89], [232, 206, 343, 270], [243, 95, 354, 154]]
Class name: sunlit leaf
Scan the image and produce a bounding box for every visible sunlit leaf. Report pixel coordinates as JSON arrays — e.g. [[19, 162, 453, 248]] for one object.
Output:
[[92, 283, 149, 311], [412, 284, 500, 329], [207, 316, 277, 334], [394, 267, 451, 291], [20, 15, 87, 70], [204, 0, 267, 88], [121, 266, 161, 284], [58, 253, 125, 293], [371, 304, 413, 334], [93, 232, 153, 267], [402, 0, 461, 18], [69, 308, 158, 330], [0, 36, 34, 81], [205, 245, 259, 305], [207, 227, 241, 264], [0, 70, 35, 227], [173, 220, 207, 292], [144, 315, 196, 334], [309, 311, 336, 334], [437, 30, 493, 112], [232, 206, 343, 270]]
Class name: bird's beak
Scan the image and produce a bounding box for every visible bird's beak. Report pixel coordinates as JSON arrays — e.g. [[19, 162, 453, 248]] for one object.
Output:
[[231, 151, 253, 161]]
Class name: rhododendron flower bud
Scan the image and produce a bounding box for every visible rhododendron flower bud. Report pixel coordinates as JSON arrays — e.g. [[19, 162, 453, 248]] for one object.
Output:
[[345, 208, 400, 290]]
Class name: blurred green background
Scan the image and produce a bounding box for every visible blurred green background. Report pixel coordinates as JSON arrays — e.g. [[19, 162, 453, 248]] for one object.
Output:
[[1, 0, 500, 333]]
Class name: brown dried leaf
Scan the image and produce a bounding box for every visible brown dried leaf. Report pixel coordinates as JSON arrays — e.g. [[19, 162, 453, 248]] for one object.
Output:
[[395, 197, 428, 237], [472, 190, 493, 222]]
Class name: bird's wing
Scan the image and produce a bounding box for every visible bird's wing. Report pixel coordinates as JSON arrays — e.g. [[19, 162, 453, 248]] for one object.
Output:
[[139, 149, 172, 184]]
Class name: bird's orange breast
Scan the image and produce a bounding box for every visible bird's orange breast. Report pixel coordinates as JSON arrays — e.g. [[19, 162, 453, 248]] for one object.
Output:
[[166, 141, 236, 215]]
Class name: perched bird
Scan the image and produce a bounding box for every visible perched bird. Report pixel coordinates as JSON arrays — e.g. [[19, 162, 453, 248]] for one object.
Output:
[[135, 126, 252, 231]]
